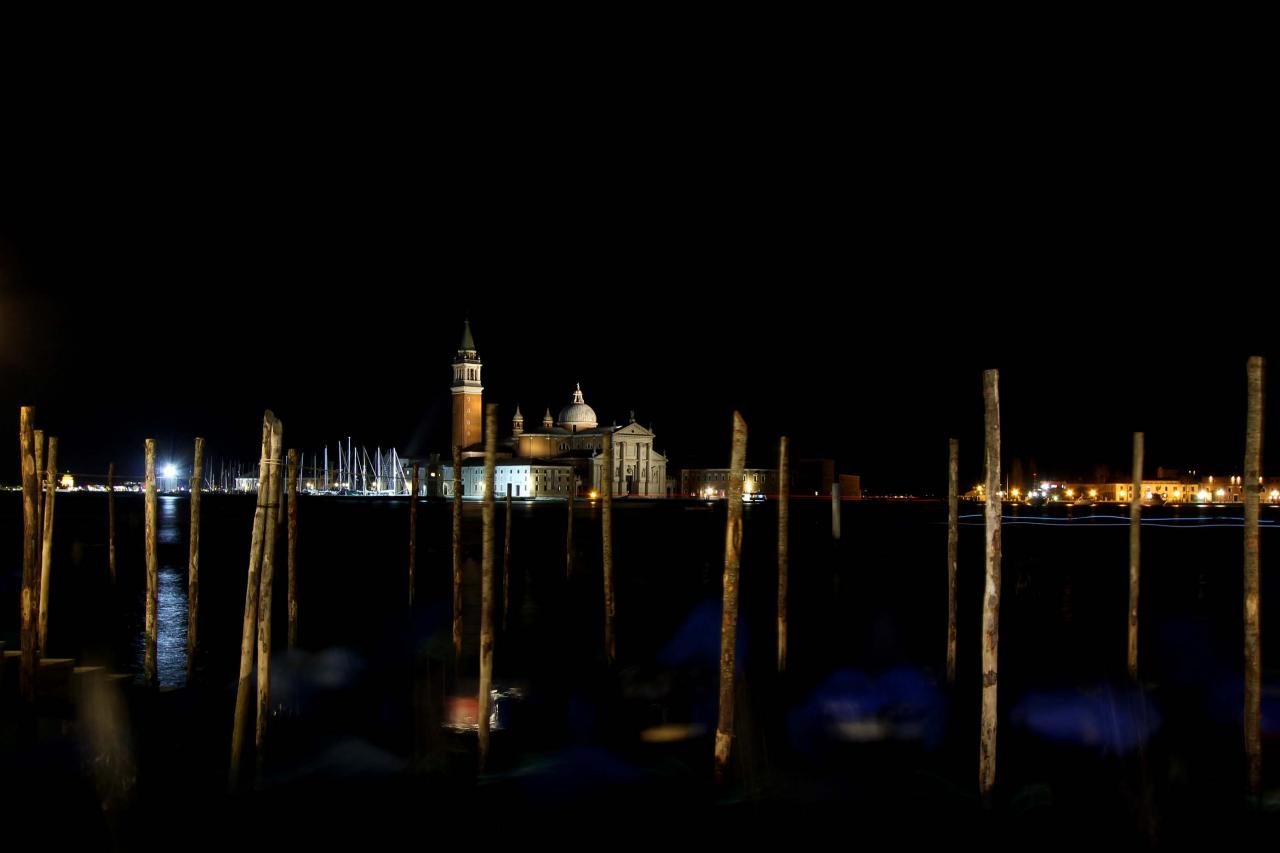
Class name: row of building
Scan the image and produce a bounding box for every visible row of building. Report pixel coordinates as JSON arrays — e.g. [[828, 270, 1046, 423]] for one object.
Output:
[[967, 473, 1280, 504], [414, 322, 861, 500]]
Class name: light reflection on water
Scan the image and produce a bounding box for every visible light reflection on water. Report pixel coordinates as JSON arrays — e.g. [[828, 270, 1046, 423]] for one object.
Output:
[[158, 495, 181, 544], [134, 496, 188, 687]]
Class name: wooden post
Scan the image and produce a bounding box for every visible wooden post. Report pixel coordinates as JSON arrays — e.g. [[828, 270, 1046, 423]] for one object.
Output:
[[503, 482, 512, 632], [287, 448, 298, 648], [777, 435, 789, 673], [947, 437, 959, 685], [257, 419, 285, 761], [38, 437, 58, 654], [108, 462, 117, 584], [980, 369, 1002, 802], [144, 438, 159, 687], [831, 482, 842, 539], [715, 411, 748, 784], [408, 462, 418, 608], [452, 444, 463, 663], [478, 405, 498, 771], [1244, 356, 1264, 797], [566, 490, 575, 578], [188, 437, 205, 681], [230, 413, 274, 788], [35, 430, 44, 588], [602, 430, 615, 662], [19, 407, 39, 702], [1128, 431, 1144, 679]]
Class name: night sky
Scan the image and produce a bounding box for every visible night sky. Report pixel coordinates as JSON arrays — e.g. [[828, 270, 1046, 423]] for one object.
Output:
[[2, 62, 1273, 494]]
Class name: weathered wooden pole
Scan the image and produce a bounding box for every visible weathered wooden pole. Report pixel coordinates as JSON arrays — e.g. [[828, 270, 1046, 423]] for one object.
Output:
[[35, 429, 44, 585], [408, 461, 418, 608], [452, 444, 463, 663], [256, 419, 285, 762], [107, 462, 117, 584], [188, 437, 205, 680], [980, 369, 1002, 803], [503, 482, 512, 632], [230, 413, 274, 788], [1128, 431, 1144, 680], [144, 438, 159, 687], [715, 410, 748, 784], [947, 437, 959, 685], [478, 405, 498, 771], [38, 437, 59, 654], [1244, 355, 1264, 797], [831, 482, 842, 539], [777, 435, 789, 673], [19, 407, 39, 702], [287, 448, 298, 648], [566, 490, 575, 578], [602, 430, 616, 662]]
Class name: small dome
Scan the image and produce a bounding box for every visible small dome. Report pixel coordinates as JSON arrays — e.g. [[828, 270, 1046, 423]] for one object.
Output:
[[557, 383, 598, 429]]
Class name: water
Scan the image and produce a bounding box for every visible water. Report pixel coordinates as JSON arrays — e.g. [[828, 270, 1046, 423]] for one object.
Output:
[[3, 493, 1279, 841]]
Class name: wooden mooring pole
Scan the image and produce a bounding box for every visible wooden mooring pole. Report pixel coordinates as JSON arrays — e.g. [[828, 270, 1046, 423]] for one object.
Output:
[[452, 444, 463, 663], [602, 430, 615, 662], [1128, 431, 1143, 679], [566, 490, 575, 579], [107, 462, 117, 584], [979, 370, 1002, 803], [144, 438, 158, 687], [478, 405, 498, 771], [188, 437, 205, 680], [947, 437, 958, 686], [19, 407, 39, 702], [257, 419, 285, 765], [38, 436, 58, 654], [230, 413, 274, 788], [408, 461, 418, 608], [831, 482, 841, 539], [714, 410, 747, 784], [503, 481, 512, 632], [287, 448, 298, 648], [35, 430, 44, 589], [1244, 356, 1264, 797], [777, 435, 789, 673]]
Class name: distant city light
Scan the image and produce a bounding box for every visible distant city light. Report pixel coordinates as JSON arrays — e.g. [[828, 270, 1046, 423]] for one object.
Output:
[[163, 464, 177, 478]]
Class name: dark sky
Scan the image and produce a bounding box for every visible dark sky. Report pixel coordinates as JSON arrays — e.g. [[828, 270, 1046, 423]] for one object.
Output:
[[1, 54, 1273, 494]]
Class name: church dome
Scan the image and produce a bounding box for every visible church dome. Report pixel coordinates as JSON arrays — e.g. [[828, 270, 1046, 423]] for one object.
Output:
[[557, 383, 598, 430]]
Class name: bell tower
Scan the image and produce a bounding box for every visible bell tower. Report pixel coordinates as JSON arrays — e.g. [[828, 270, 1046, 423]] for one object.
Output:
[[451, 319, 483, 450]]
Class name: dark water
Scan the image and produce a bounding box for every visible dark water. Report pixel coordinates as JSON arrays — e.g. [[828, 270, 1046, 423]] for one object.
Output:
[[2, 494, 1278, 843]]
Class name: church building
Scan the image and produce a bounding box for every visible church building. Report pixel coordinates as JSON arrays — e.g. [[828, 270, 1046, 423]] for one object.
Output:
[[442, 321, 668, 498]]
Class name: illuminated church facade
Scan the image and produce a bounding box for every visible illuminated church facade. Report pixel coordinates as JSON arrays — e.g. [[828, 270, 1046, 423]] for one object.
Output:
[[443, 321, 668, 498]]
